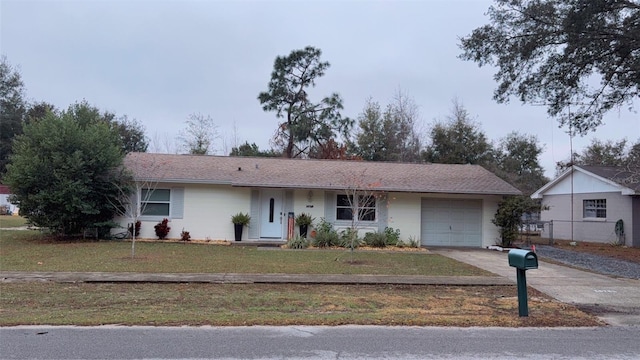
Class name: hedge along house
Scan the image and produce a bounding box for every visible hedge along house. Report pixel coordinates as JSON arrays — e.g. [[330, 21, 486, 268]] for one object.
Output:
[[117, 152, 521, 247], [531, 165, 640, 247]]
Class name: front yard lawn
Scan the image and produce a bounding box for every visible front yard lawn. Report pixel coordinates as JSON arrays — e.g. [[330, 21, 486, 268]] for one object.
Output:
[[0, 282, 602, 327], [0, 231, 489, 276], [0, 215, 28, 228], [0, 231, 605, 327]]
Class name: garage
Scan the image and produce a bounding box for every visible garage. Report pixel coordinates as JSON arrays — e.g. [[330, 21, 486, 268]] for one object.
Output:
[[421, 198, 482, 247]]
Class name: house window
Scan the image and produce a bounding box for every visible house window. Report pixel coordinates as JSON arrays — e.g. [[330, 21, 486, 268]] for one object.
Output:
[[336, 194, 376, 221], [583, 199, 606, 218], [141, 189, 171, 216]]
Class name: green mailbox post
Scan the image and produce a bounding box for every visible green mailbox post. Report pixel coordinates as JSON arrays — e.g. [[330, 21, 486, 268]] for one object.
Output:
[[508, 249, 539, 317]]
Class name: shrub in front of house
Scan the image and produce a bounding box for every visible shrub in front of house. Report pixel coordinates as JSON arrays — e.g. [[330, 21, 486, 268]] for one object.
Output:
[[286, 235, 309, 249], [154, 218, 171, 240], [339, 228, 361, 249], [312, 218, 339, 248], [363, 232, 388, 248], [128, 221, 141, 238], [383, 227, 400, 246], [396, 236, 420, 248], [180, 229, 191, 242], [363, 227, 402, 248]]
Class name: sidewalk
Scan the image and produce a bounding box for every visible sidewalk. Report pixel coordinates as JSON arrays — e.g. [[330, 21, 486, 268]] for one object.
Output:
[[432, 248, 640, 326]]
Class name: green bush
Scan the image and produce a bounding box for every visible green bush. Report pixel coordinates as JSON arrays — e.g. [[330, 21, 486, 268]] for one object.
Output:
[[383, 227, 400, 246], [286, 235, 309, 249], [363, 232, 388, 248], [397, 236, 420, 248], [231, 212, 251, 226], [312, 218, 339, 248], [339, 228, 361, 249]]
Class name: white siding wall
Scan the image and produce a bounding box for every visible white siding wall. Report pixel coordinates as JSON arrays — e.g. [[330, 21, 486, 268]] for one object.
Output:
[[387, 193, 421, 242], [292, 189, 326, 235], [544, 170, 625, 195], [114, 185, 504, 247], [115, 183, 251, 241], [540, 192, 633, 245]]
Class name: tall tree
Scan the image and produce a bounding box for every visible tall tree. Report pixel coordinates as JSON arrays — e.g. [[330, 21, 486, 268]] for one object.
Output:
[[353, 92, 422, 162], [308, 138, 358, 160], [493, 132, 547, 195], [459, 0, 640, 135], [229, 141, 280, 157], [109, 115, 148, 153], [5, 103, 127, 236], [25, 101, 56, 124], [575, 138, 629, 166], [352, 98, 385, 161], [556, 138, 640, 173], [423, 99, 493, 165], [179, 113, 218, 155], [0, 56, 27, 178], [258, 46, 352, 158], [65, 101, 147, 154]]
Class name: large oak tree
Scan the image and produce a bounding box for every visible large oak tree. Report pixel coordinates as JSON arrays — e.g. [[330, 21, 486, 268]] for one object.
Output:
[[459, 0, 639, 134]]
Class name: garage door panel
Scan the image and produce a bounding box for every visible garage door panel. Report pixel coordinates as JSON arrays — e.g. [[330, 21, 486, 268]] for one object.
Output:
[[421, 199, 482, 247]]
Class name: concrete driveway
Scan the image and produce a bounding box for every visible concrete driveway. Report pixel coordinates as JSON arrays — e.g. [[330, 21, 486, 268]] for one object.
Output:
[[433, 248, 640, 326]]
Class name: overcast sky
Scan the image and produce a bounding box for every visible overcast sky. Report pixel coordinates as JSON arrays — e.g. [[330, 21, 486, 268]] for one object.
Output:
[[2, 0, 638, 178]]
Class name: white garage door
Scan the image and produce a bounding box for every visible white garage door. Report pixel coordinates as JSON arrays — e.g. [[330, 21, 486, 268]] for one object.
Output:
[[421, 199, 482, 247]]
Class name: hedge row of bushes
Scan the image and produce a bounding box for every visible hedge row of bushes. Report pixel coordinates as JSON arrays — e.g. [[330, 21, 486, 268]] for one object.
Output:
[[286, 220, 419, 249]]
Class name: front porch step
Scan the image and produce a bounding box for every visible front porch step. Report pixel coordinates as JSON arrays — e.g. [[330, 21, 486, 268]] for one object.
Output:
[[230, 241, 286, 247]]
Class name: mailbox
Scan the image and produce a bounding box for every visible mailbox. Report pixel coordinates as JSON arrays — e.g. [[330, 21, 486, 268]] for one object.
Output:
[[508, 249, 538, 270]]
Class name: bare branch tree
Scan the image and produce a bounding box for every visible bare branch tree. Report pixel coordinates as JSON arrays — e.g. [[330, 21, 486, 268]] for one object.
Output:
[[109, 156, 166, 258], [178, 113, 219, 155], [338, 169, 383, 260], [150, 131, 177, 154]]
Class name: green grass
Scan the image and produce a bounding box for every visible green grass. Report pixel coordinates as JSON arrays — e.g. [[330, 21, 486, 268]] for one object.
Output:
[[0, 215, 28, 228], [0, 232, 604, 327], [0, 231, 490, 276], [0, 282, 602, 327]]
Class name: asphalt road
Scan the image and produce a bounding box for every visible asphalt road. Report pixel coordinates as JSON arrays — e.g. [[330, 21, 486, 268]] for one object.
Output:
[[2, 325, 639, 359]]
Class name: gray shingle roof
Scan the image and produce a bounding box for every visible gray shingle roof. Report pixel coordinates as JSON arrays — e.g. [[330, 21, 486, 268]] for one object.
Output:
[[124, 153, 522, 195], [580, 165, 640, 192]]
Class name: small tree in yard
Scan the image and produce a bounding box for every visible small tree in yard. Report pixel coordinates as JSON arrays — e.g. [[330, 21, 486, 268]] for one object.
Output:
[[110, 155, 166, 258], [338, 169, 384, 261]]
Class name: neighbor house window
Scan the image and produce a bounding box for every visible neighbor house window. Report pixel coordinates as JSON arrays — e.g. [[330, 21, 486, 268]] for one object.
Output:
[[336, 194, 376, 221], [141, 189, 171, 216], [583, 199, 606, 218]]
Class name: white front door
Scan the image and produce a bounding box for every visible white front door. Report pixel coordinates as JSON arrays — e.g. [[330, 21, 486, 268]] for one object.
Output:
[[260, 189, 283, 238]]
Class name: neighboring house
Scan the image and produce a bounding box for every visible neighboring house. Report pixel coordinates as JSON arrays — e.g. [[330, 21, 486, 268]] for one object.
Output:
[[531, 165, 639, 247], [117, 153, 521, 247], [0, 185, 18, 215]]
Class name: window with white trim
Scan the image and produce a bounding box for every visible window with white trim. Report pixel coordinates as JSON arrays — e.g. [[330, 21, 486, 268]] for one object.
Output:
[[583, 199, 606, 218], [141, 189, 171, 216], [336, 194, 376, 221]]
